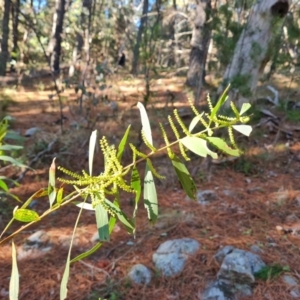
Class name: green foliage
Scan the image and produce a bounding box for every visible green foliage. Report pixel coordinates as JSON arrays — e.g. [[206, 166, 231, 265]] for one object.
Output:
[[254, 264, 290, 281], [231, 156, 257, 176], [1, 89, 253, 300], [0, 117, 25, 203]]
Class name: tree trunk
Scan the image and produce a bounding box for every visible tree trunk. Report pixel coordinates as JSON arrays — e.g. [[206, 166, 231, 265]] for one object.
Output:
[[186, 0, 211, 104], [47, 0, 67, 73], [219, 0, 291, 107], [11, 0, 20, 55], [131, 0, 149, 74], [11, 0, 20, 72], [0, 0, 11, 76], [69, 0, 92, 77]]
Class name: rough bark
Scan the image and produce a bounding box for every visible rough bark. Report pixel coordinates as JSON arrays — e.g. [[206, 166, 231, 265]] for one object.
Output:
[[0, 0, 11, 76], [186, 0, 211, 103], [69, 0, 92, 77], [219, 0, 291, 106], [47, 0, 67, 73], [11, 0, 20, 60], [131, 0, 149, 74]]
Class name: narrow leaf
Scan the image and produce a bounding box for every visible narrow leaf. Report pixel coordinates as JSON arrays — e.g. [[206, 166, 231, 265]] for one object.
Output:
[[171, 154, 196, 200], [137, 102, 153, 145], [0, 176, 19, 187], [232, 125, 252, 136], [48, 190, 57, 209], [9, 241, 19, 300], [70, 242, 102, 263], [57, 188, 64, 204], [240, 103, 251, 116], [144, 162, 158, 223], [104, 199, 135, 233], [89, 130, 97, 176], [180, 136, 218, 159], [60, 197, 85, 299], [210, 85, 230, 119], [76, 202, 95, 210], [48, 158, 56, 208], [117, 125, 131, 161], [1, 191, 22, 203], [95, 203, 110, 241], [0, 144, 23, 151], [14, 208, 40, 222], [188, 113, 204, 133], [21, 188, 48, 209], [5, 130, 25, 142], [0, 155, 27, 168], [206, 137, 240, 156], [131, 166, 141, 219], [0, 178, 8, 191]]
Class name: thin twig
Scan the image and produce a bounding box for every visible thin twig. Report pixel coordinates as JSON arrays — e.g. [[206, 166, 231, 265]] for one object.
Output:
[[79, 259, 110, 278], [19, 11, 65, 133], [12, 138, 57, 185]]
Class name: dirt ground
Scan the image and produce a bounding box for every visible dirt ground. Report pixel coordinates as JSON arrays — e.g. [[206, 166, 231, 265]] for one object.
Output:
[[1, 73, 300, 300]]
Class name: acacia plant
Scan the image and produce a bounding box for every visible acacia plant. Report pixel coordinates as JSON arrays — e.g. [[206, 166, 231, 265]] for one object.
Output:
[[0, 87, 252, 300]]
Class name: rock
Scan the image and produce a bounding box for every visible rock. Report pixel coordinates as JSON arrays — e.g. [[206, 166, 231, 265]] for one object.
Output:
[[58, 235, 79, 248], [152, 238, 200, 277], [90, 231, 99, 243], [294, 196, 300, 207], [222, 190, 237, 197], [128, 264, 152, 285], [217, 249, 266, 286], [283, 275, 298, 286], [245, 178, 251, 184], [250, 244, 263, 254], [195, 190, 218, 205], [110, 101, 118, 112], [18, 230, 52, 260], [214, 246, 235, 264], [206, 247, 266, 300], [23, 230, 50, 250], [285, 214, 299, 223], [24, 127, 40, 137], [202, 280, 236, 300], [290, 288, 300, 298], [28, 200, 38, 209], [69, 121, 79, 129]]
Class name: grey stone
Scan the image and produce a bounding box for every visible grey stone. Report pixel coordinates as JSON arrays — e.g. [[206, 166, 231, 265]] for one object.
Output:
[[23, 230, 50, 250], [214, 246, 235, 264], [222, 190, 236, 197], [18, 230, 52, 260], [283, 275, 298, 287], [196, 190, 218, 205], [250, 244, 264, 254], [202, 280, 236, 300], [24, 127, 40, 137], [295, 196, 300, 207], [128, 264, 152, 285], [28, 200, 38, 209], [290, 288, 300, 298], [217, 249, 266, 286], [152, 238, 200, 277], [90, 231, 99, 243]]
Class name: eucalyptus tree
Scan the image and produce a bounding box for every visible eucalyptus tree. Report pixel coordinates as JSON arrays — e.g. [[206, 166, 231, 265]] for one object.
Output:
[[48, 0, 70, 72], [186, 0, 212, 104], [218, 0, 291, 106], [132, 0, 149, 74], [0, 0, 11, 75]]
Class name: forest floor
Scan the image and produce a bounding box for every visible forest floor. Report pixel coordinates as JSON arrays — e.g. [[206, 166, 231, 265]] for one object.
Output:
[[1, 71, 300, 300]]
